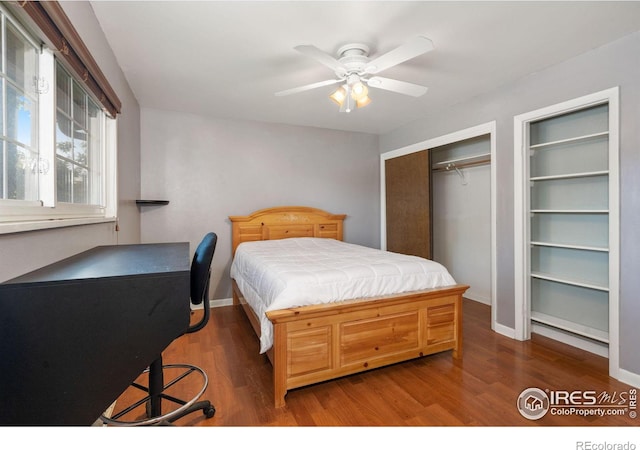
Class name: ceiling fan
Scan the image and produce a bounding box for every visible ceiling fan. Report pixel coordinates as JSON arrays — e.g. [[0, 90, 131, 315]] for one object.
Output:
[[275, 36, 434, 113]]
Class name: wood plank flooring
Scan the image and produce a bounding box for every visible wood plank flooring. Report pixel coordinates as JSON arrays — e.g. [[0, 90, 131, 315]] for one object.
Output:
[[110, 299, 638, 427]]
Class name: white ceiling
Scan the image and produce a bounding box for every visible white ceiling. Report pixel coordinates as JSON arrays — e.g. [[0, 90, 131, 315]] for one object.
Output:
[[89, 1, 640, 135]]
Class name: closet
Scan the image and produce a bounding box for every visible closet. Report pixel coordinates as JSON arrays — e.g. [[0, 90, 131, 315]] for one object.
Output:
[[514, 88, 619, 360], [382, 130, 493, 307], [430, 135, 492, 304]]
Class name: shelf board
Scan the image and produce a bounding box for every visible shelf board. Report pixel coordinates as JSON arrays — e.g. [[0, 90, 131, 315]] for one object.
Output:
[[530, 170, 609, 182], [531, 311, 609, 343], [530, 209, 609, 214], [135, 200, 170, 206], [529, 131, 609, 150], [530, 241, 609, 252], [531, 272, 609, 292]]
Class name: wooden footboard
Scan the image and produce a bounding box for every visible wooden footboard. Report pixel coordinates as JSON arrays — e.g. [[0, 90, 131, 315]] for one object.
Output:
[[233, 280, 468, 408]]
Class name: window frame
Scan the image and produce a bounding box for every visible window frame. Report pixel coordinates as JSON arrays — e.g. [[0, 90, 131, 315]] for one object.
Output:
[[0, 8, 41, 205], [0, 4, 118, 234]]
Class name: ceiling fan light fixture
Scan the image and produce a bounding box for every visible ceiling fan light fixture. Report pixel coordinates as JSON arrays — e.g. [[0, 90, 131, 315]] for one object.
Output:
[[356, 95, 371, 108], [329, 85, 347, 106], [329, 79, 371, 111], [350, 81, 368, 101], [350, 80, 371, 109]]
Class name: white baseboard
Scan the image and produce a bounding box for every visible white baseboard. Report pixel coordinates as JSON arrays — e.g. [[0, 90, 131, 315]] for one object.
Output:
[[191, 297, 233, 310], [493, 322, 516, 339], [618, 368, 640, 388], [209, 297, 233, 308], [465, 292, 491, 305]]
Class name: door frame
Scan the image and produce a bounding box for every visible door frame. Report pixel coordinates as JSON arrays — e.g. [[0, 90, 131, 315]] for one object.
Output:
[[380, 121, 497, 331]]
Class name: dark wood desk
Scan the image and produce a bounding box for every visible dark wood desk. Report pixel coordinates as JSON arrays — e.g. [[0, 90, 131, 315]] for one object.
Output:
[[0, 243, 191, 425]]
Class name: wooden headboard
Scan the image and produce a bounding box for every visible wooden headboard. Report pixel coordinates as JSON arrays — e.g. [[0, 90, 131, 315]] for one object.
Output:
[[229, 206, 346, 254]]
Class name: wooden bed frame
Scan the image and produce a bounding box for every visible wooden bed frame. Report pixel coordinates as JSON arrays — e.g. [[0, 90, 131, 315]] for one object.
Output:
[[229, 206, 469, 408]]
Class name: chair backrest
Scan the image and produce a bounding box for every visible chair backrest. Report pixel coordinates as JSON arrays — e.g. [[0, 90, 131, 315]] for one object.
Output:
[[190, 232, 217, 305], [187, 232, 217, 334]]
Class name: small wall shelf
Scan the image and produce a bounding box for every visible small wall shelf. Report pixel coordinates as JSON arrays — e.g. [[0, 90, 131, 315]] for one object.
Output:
[[136, 200, 170, 206]]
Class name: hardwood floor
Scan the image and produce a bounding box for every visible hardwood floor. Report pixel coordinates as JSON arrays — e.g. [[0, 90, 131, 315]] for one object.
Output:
[[110, 298, 638, 427]]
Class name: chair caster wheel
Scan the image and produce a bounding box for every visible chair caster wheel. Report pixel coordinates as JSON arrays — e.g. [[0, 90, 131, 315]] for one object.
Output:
[[204, 406, 216, 418]]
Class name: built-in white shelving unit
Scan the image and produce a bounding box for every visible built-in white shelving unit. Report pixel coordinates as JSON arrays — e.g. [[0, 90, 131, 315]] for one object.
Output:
[[527, 103, 611, 347]]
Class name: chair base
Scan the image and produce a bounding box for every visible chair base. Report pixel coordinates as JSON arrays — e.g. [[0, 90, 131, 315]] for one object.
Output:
[[101, 360, 214, 426]]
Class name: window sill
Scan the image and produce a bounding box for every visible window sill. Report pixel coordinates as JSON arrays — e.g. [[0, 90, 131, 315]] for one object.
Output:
[[0, 216, 117, 235]]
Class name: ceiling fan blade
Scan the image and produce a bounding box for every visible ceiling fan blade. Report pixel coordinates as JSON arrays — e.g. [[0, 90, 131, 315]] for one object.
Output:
[[294, 45, 348, 75], [275, 79, 341, 96], [366, 76, 428, 97], [364, 36, 434, 74]]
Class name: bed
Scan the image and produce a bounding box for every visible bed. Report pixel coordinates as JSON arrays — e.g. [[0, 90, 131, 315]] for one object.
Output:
[[229, 206, 469, 407]]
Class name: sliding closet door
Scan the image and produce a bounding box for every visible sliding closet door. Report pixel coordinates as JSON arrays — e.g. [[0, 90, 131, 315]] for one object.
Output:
[[385, 150, 431, 259]]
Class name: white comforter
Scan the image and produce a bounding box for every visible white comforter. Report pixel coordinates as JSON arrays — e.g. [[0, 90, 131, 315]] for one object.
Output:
[[230, 237, 457, 353]]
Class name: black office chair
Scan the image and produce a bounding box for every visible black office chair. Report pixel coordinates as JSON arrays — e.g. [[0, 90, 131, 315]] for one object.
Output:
[[101, 232, 218, 426]]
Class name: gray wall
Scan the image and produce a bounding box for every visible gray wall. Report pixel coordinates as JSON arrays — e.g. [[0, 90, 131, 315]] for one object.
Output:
[[0, 2, 141, 283], [380, 32, 640, 376], [139, 108, 380, 299]]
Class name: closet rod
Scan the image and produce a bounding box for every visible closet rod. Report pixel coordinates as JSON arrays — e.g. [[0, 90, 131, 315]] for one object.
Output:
[[431, 156, 491, 173]]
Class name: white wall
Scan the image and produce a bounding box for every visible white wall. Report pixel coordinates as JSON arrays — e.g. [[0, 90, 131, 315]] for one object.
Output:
[[0, 2, 141, 283], [380, 31, 640, 378], [139, 108, 380, 300]]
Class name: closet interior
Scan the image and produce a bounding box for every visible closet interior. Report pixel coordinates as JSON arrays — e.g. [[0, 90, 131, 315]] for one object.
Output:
[[430, 135, 492, 305]]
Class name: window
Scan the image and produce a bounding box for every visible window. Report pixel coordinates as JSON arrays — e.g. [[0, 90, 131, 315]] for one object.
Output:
[[0, 14, 39, 202], [0, 5, 118, 231], [56, 63, 103, 206]]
